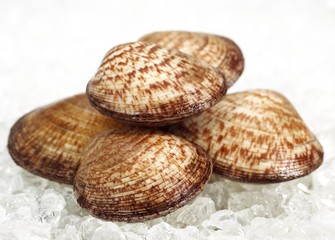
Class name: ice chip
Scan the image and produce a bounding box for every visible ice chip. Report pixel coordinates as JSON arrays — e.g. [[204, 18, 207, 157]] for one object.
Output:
[[92, 223, 126, 240], [165, 197, 216, 227]]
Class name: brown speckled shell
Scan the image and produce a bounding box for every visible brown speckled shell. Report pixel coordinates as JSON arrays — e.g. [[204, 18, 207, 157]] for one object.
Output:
[[7, 94, 126, 184], [139, 31, 244, 88], [74, 128, 212, 222], [86, 41, 227, 126], [170, 89, 323, 183]]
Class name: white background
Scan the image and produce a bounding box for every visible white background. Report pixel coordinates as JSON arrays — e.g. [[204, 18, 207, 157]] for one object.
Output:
[[1, 0, 335, 126]]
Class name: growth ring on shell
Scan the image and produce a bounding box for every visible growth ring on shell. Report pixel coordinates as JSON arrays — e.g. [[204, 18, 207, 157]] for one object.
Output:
[[7, 94, 125, 184], [74, 128, 212, 222], [86, 41, 227, 126], [170, 89, 323, 183], [139, 31, 244, 88]]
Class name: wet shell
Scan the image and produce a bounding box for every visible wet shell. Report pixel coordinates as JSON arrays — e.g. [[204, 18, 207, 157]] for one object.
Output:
[[74, 128, 212, 222], [8, 94, 126, 184], [170, 89, 323, 183], [86, 41, 227, 126], [139, 31, 244, 88]]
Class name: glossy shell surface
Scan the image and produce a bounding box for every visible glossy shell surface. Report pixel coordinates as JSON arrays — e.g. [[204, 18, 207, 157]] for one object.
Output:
[[87, 41, 227, 126], [74, 128, 212, 222], [139, 31, 244, 88], [8, 94, 125, 184], [170, 89, 323, 183]]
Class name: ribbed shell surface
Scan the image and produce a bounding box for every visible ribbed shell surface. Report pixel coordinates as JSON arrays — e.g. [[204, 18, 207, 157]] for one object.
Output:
[[8, 94, 125, 184], [139, 31, 244, 88], [86, 41, 227, 126], [170, 89, 323, 183], [74, 128, 212, 222]]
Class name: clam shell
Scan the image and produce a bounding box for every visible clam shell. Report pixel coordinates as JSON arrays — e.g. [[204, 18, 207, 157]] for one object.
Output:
[[170, 89, 323, 183], [139, 31, 244, 88], [74, 128, 212, 222], [8, 94, 125, 184], [87, 41, 227, 126]]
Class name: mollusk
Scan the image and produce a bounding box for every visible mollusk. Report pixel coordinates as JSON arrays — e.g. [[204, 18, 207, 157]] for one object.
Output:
[[170, 89, 323, 183], [139, 31, 244, 88], [86, 41, 227, 126], [74, 128, 212, 222], [8, 94, 125, 184]]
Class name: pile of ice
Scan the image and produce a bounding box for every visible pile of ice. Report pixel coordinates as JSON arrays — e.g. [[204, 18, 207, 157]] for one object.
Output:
[[1, 159, 335, 239], [1, 0, 335, 239]]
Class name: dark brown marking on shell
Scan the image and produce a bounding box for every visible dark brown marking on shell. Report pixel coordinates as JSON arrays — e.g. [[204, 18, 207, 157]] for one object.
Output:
[[139, 31, 244, 88], [74, 128, 212, 222], [170, 89, 323, 183], [7, 94, 127, 184], [86, 41, 227, 127]]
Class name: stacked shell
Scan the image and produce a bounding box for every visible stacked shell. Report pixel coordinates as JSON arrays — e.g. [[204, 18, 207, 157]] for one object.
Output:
[[8, 94, 125, 184], [7, 31, 323, 223], [86, 41, 228, 126], [139, 31, 244, 88], [75, 128, 212, 222], [170, 89, 323, 183]]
